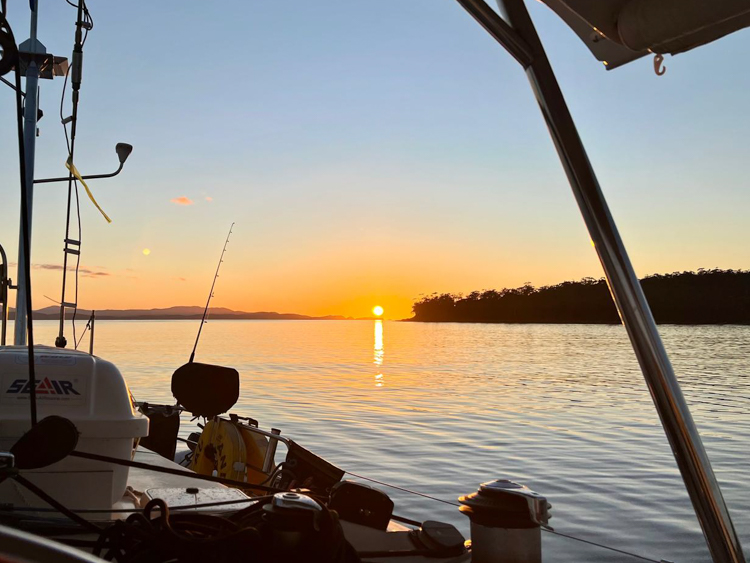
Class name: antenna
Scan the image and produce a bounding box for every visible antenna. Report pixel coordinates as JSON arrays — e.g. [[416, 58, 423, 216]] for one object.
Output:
[[189, 223, 234, 363]]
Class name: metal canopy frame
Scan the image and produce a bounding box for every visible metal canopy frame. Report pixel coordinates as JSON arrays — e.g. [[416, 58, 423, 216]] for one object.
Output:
[[0, 244, 11, 346], [455, 1, 746, 562]]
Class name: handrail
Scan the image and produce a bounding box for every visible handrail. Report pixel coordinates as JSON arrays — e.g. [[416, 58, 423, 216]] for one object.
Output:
[[230, 421, 290, 474]]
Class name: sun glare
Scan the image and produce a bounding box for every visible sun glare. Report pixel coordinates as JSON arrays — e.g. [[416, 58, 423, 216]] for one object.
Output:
[[373, 305, 384, 317]]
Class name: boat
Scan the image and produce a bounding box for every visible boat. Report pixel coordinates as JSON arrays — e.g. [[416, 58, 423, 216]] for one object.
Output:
[[0, 0, 747, 561]]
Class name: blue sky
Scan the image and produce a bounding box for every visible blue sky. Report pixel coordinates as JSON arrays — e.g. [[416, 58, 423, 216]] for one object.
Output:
[[1, 1, 749, 318]]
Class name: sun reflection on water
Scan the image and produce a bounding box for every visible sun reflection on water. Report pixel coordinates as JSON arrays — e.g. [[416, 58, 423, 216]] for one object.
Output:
[[374, 319, 384, 387]]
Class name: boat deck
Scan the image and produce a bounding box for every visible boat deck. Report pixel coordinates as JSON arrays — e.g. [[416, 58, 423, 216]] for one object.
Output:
[[111, 447, 253, 516]]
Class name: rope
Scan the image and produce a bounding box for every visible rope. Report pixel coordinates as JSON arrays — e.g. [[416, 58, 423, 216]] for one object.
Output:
[[0, 495, 273, 515], [545, 529, 662, 563], [344, 470, 460, 507], [69, 450, 283, 493], [13, 475, 101, 533]]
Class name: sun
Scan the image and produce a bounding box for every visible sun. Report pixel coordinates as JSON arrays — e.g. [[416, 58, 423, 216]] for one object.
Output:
[[142, 248, 151, 256], [372, 306, 384, 317]]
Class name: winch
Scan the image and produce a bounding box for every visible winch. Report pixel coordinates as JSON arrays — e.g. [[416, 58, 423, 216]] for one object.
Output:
[[460, 479, 551, 563]]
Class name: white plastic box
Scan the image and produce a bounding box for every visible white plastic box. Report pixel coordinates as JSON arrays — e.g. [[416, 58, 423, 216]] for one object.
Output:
[[0, 346, 149, 511]]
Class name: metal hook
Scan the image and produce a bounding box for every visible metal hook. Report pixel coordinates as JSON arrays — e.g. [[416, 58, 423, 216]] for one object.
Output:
[[654, 53, 666, 76]]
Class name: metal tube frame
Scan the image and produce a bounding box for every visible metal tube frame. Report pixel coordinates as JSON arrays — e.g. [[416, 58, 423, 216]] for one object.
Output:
[[88, 310, 95, 355], [0, 244, 10, 346], [235, 424, 289, 475], [454, 0, 532, 68], [34, 161, 124, 184], [219, 416, 289, 474], [262, 429, 282, 474], [13, 4, 41, 346], [456, 0, 745, 561]]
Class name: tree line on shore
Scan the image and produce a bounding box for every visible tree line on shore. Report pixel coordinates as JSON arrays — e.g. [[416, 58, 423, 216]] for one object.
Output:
[[410, 269, 750, 324]]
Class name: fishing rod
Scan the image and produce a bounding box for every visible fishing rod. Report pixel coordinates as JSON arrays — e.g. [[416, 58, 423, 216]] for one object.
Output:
[[189, 223, 234, 363]]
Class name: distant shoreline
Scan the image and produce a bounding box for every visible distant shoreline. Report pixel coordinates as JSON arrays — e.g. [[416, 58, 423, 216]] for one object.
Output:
[[7, 306, 374, 322], [409, 270, 750, 325], [10, 315, 369, 321], [403, 319, 750, 326], [14, 316, 749, 325]]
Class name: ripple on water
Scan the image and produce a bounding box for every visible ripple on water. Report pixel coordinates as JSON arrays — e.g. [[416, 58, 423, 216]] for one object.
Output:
[[28, 320, 750, 562]]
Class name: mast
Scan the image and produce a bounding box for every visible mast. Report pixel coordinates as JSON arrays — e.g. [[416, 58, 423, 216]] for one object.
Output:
[[13, 0, 42, 346]]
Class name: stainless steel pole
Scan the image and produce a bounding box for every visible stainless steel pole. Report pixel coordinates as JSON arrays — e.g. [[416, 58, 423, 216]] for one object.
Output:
[[1, 244, 9, 346], [13, 1, 41, 346], [493, 1, 745, 561], [89, 310, 95, 355]]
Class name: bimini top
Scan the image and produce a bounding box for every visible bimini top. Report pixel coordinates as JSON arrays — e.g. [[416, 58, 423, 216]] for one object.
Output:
[[542, 0, 750, 69]]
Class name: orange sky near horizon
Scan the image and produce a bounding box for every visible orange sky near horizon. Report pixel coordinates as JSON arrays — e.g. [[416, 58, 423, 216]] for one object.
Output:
[[1, 1, 749, 323]]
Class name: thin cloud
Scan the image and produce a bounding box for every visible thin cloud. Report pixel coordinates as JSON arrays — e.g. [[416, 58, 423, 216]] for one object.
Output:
[[170, 196, 194, 206], [205, 196, 213, 202], [10, 262, 111, 278]]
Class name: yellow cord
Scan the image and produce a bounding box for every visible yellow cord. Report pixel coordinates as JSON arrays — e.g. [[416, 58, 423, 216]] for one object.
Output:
[[65, 158, 112, 223]]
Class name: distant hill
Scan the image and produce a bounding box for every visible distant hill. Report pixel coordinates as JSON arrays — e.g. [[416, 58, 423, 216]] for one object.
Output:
[[8, 305, 353, 321], [410, 269, 750, 325]]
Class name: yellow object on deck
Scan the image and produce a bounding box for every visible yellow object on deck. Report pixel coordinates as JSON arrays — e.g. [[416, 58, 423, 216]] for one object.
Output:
[[189, 418, 247, 481], [235, 420, 269, 486], [189, 417, 271, 488]]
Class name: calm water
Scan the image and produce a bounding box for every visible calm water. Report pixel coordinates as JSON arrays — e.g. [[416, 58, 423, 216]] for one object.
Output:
[[31, 320, 750, 562]]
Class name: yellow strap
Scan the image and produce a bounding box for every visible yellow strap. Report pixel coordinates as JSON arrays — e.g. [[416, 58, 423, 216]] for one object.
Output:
[[65, 158, 112, 223]]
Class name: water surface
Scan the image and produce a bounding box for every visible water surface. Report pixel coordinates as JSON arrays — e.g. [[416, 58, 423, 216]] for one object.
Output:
[[32, 320, 750, 562]]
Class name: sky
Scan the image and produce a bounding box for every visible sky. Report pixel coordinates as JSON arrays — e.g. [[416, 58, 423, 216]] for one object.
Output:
[[1, 1, 749, 320]]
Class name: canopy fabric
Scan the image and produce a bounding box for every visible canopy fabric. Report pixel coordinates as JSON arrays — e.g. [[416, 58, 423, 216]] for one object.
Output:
[[541, 0, 750, 69]]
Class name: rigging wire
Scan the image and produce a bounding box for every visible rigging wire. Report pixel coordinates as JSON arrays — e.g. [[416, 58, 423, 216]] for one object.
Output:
[[0, 74, 23, 95], [0, 495, 274, 515], [344, 470, 460, 508], [544, 528, 662, 563], [56, 0, 91, 349], [57, 63, 84, 348], [64, 0, 93, 45]]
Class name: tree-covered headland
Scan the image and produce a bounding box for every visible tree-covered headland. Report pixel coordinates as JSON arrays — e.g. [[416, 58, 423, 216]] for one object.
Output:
[[410, 269, 750, 324]]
